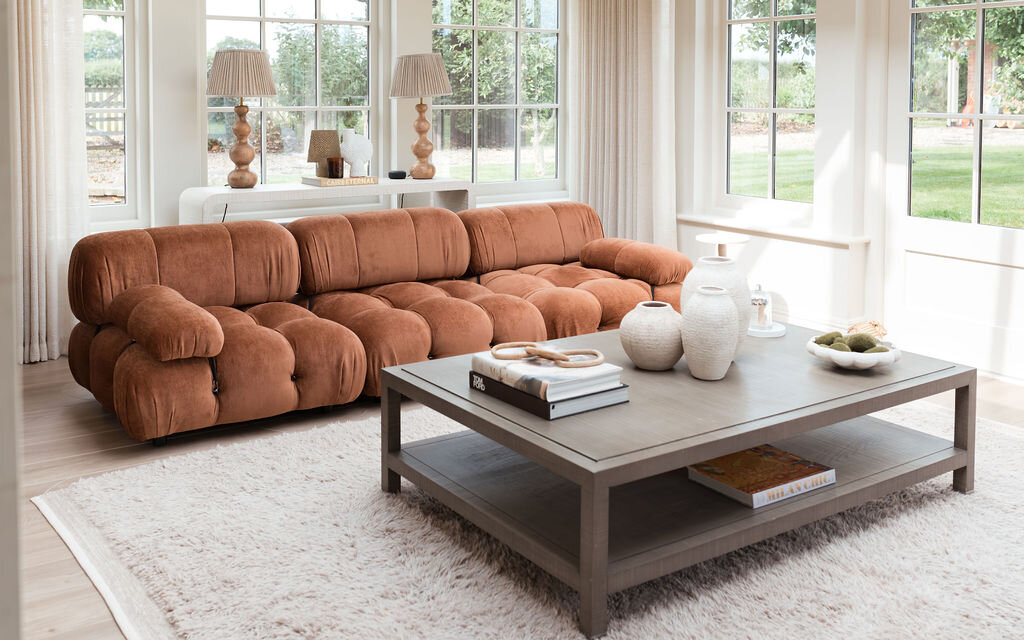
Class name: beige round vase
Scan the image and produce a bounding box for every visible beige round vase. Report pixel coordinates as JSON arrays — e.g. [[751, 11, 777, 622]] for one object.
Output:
[[680, 256, 751, 353], [618, 301, 684, 371], [680, 285, 740, 381]]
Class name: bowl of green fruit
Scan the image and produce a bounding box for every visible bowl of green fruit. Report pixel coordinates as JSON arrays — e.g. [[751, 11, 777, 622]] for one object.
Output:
[[806, 331, 901, 370]]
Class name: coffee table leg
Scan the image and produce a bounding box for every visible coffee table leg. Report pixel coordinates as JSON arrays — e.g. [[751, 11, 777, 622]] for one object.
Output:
[[381, 382, 402, 493], [953, 372, 976, 494], [579, 481, 609, 638]]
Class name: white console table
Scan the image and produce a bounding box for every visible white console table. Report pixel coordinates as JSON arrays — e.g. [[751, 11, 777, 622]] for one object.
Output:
[[179, 177, 475, 225]]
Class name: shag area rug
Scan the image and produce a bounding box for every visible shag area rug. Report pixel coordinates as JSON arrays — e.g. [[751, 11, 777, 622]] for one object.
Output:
[[34, 403, 1024, 639]]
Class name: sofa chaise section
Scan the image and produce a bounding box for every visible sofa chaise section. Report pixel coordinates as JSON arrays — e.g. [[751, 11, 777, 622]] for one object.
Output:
[[67, 221, 367, 441]]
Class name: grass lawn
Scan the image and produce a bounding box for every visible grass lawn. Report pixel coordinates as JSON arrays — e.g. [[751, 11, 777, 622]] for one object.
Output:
[[729, 147, 1024, 229]]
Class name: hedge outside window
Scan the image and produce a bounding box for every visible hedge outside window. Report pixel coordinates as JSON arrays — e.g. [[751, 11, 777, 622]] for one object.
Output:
[[431, 0, 560, 184], [727, 0, 816, 203], [205, 0, 371, 186]]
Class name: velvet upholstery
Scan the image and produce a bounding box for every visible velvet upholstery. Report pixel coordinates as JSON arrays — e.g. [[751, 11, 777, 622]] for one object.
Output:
[[109, 285, 224, 361], [580, 237, 694, 286]]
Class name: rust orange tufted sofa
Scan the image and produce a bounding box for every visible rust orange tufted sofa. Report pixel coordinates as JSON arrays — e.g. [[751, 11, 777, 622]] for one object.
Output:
[[67, 202, 691, 443]]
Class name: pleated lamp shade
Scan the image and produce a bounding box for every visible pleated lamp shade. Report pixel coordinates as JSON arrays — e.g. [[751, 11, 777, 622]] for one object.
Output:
[[207, 49, 277, 98], [389, 53, 453, 99]]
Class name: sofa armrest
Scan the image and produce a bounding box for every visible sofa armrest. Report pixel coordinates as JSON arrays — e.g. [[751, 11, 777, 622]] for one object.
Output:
[[108, 285, 224, 362], [580, 238, 693, 286]]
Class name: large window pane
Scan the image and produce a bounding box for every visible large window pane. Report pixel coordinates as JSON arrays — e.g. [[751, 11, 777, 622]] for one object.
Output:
[[478, 0, 514, 27], [775, 114, 814, 203], [981, 126, 1024, 229], [206, 0, 259, 17], [519, 108, 556, 180], [84, 0, 123, 9], [912, 10, 974, 114], [207, 111, 262, 186], [478, 109, 515, 182], [729, 22, 770, 108], [322, 0, 368, 21], [86, 112, 125, 205], [521, 33, 557, 104], [730, 0, 768, 20], [983, 6, 1024, 116], [522, 0, 557, 29], [777, 0, 815, 16], [206, 20, 261, 108], [728, 112, 771, 198], [477, 31, 515, 104], [322, 25, 368, 106], [432, 0, 472, 25], [432, 109, 473, 181], [265, 0, 315, 19], [84, 15, 124, 109], [775, 19, 815, 109], [267, 22, 316, 107], [910, 118, 973, 222], [319, 110, 368, 139], [913, 0, 972, 7], [433, 29, 473, 105], [264, 110, 315, 184]]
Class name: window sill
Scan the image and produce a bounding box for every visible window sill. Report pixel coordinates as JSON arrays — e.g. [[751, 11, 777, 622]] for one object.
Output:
[[677, 213, 871, 250]]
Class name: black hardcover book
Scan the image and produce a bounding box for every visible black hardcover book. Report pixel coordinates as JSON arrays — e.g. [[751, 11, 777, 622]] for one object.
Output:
[[468, 371, 628, 420]]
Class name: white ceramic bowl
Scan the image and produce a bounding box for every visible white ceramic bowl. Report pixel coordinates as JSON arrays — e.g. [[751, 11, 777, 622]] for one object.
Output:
[[806, 338, 901, 370]]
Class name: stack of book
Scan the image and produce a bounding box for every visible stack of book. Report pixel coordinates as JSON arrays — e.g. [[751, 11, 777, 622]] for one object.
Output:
[[468, 346, 628, 419]]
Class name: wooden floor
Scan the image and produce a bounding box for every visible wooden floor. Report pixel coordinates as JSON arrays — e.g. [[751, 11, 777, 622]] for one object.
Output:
[[17, 358, 1024, 639]]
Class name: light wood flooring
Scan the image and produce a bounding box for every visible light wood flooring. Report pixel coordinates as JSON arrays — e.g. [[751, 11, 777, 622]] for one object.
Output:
[[17, 357, 1024, 639]]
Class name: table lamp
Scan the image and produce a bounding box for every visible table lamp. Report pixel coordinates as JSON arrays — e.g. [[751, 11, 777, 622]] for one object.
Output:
[[207, 49, 277, 188], [307, 130, 342, 178], [389, 53, 453, 179]]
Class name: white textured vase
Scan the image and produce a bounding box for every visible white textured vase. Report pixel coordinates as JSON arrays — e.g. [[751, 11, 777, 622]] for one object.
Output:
[[618, 301, 684, 371], [680, 256, 750, 352], [339, 128, 373, 177], [680, 286, 739, 381]]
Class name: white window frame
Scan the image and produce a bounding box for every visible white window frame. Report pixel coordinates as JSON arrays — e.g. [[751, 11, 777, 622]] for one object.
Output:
[[84, 0, 146, 228], [724, 1, 816, 206], [202, 0, 377, 187], [431, 0, 565, 199]]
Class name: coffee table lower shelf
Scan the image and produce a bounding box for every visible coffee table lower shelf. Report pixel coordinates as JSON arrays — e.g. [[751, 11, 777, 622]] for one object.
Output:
[[387, 415, 967, 599]]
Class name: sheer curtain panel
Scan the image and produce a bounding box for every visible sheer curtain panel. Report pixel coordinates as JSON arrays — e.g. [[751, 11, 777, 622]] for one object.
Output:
[[12, 0, 88, 362], [567, 0, 678, 248]]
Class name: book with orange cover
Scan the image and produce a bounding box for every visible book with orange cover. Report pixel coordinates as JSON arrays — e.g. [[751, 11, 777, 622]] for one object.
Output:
[[687, 445, 836, 508]]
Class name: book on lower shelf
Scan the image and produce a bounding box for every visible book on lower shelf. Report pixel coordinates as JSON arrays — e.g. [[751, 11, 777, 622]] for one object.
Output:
[[468, 371, 628, 420], [687, 445, 836, 508], [470, 346, 623, 402]]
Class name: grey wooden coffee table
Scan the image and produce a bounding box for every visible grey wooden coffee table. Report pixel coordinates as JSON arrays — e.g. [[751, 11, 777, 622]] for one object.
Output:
[[380, 326, 975, 637]]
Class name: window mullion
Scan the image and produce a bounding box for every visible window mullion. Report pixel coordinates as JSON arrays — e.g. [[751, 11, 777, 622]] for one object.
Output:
[[769, 16, 777, 199], [971, 4, 984, 225]]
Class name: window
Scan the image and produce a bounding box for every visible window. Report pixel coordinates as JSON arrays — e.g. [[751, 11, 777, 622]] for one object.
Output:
[[205, 0, 372, 186], [726, 0, 816, 203], [431, 0, 560, 184], [84, 0, 133, 210], [908, 0, 1024, 230]]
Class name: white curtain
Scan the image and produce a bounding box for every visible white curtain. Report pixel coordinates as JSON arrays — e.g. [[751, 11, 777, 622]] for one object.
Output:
[[12, 0, 88, 363], [567, 0, 678, 249]]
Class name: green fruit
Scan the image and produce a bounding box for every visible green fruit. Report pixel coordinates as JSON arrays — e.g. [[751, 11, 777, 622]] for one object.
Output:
[[865, 346, 889, 353], [845, 333, 878, 353], [829, 342, 852, 352], [815, 331, 842, 345], [833, 335, 848, 345]]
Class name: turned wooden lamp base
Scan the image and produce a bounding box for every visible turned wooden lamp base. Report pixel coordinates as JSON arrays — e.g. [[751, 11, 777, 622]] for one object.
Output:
[[410, 100, 436, 180], [228, 103, 258, 189]]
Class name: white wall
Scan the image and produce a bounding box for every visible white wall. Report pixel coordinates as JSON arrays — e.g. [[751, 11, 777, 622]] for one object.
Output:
[[1, 0, 24, 634]]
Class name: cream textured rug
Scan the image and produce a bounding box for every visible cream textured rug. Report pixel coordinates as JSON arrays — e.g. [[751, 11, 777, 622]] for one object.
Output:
[[34, 403, 1024, 639]]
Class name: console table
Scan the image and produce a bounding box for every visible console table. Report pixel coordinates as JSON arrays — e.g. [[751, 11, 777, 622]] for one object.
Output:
[[179, 178, 475, 225]]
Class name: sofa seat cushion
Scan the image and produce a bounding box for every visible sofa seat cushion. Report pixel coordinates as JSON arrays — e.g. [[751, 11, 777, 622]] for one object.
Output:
[[102, 301, 366, 440], [474, 264, 654, 336], [310, 282, 500, 396]]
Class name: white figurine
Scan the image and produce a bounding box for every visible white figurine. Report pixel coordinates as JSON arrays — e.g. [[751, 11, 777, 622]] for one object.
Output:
[[339, 128, 372, 177]]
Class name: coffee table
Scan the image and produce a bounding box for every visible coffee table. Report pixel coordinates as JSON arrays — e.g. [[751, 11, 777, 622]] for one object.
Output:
[[380, 326, 975, 637]]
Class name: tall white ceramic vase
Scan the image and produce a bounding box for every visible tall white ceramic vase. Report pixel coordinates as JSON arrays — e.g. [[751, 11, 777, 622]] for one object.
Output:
[[339, 128, 373, 177], [680, 285, 739, 381], [618, 301, 684, 371], [680, 256, 750, 351]]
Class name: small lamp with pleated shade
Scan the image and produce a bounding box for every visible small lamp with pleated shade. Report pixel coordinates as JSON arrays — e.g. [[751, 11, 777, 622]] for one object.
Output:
[[389, 53, 453, 179], [207, 49, 277, 188]]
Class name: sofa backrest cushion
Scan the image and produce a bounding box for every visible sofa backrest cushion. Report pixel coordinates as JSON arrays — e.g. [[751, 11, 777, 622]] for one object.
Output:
[[458, 202, 605, 275], [287, 207, 470, 294], [69, 221, 300, 325]]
